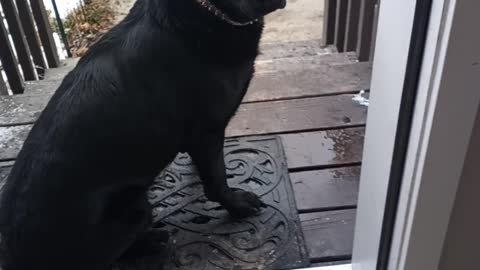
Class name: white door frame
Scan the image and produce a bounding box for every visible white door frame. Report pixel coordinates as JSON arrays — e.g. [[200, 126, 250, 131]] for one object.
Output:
[[352, 0, 419, 269], [297, 0, 422, 268], [386, 0, 480, 269], [295, 0, 480, 269], [353, 0, 480, 269]]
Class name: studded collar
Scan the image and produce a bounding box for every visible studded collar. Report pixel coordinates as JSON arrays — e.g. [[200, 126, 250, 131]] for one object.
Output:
[[195, 0, 260, 26]]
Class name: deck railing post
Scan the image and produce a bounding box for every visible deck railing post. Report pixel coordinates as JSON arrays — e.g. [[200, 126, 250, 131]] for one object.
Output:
[[29, 0, 60, 68], [15, 0, 47, 76], [322, 0, 337, 47], [0, 16, 24, 94], [334, 0, 349, 52], [0, 0, 37, 80], [323, 0, 378, 61], [369, 2, 380, 62], [344, 0, 361, 52], [356, 0, 377, 61]]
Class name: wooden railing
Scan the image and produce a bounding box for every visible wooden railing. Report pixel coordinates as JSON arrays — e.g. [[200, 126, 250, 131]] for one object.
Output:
[[323, 0, 380, 62], [1, 0, 379, 95], [0, 0, 60, 95]]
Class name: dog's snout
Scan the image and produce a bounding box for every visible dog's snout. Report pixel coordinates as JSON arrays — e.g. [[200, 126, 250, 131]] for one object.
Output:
[[264, 0, 286, 15], [276, 0, 287, 9]]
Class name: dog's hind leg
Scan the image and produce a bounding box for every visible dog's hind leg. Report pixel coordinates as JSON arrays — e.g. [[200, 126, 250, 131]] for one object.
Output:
[[189, 129, 265, 218], [114, 229, 170, 270], [107, 186, 170, 270], [3, 201, 151, 270]]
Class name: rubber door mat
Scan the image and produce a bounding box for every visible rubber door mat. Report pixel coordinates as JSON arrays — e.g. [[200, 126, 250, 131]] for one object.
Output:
[[150, 136, 309, 270]]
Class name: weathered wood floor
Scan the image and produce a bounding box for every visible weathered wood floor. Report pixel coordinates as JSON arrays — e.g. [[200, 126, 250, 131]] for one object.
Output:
[[0, 39, 371, 267]]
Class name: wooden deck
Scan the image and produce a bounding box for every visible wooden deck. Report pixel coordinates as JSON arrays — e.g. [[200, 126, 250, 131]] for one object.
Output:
[[0, 40, 371, 267]]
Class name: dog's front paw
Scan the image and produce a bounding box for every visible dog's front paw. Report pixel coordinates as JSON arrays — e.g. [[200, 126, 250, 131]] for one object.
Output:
[[222, 189, 266, 218]]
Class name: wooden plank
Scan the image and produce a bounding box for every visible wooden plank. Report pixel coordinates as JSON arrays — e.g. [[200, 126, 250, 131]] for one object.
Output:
[[0, 125, 30, 161], [25, 60, 371, 99], [29, 0, 60, 68], [334, 0, 348, 52], [301, 209, 356, 261], [247, 62, 371, 102], [0, 126, 365, 167], [322, 0, 337, 46], [16, 0, 47, 76], [0, 63, 371, 125], [0, 90, 369, 129], [369, 2, 380, 62], [24, 56, 368, 93], [43, 58, 79, 81], [0, 127, 365, 166], [356, 0, 377, 61], [24, 78, 60, 95], [1, 0, 36, 80], [255, 53, 358, 74], [0, 161, 14, 167], [226, 94, 368, 137], [344, 0, 361, 52], [0, 14, 24, 94], [311, 260, 351, 267], [0, 95, 367, 137], [0, 77, 62, 126], [290, 166, 360, 212], [0, 93, 51, 126], [281, 127, 364, 170], [259, 39, 335, 60]]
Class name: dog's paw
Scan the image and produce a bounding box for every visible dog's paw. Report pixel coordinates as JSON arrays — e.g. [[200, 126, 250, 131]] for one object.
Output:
[[222, 189, 266, 218]]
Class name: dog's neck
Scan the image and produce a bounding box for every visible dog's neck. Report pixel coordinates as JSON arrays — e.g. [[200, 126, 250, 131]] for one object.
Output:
[[195, 0, 260, 26]]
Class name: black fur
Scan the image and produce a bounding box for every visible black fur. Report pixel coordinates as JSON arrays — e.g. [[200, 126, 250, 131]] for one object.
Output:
[[0, 0, 286, 269]]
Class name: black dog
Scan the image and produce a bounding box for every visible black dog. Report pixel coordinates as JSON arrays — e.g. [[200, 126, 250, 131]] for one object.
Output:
[[0, 0, 286, 269]]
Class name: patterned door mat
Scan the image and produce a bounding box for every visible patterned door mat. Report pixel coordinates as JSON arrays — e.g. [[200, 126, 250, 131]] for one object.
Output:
[[0, 136, 309, 270], [150, 136, 308, 270]]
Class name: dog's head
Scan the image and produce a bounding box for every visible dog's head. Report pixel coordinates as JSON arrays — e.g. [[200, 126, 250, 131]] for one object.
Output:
[[211, 0, 287, 22]]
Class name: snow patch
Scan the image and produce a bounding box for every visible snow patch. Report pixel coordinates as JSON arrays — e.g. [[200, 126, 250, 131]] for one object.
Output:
[[352, 90, 369, 107]]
